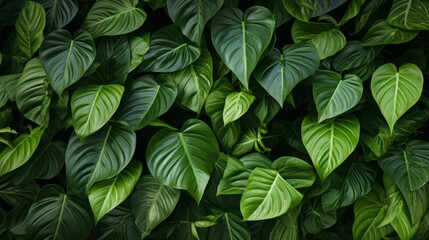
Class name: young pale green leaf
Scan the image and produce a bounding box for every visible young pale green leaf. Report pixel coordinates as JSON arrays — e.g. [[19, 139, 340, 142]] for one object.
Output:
[[81, 0, 147, 38], [89, 161, 142, 224], [292, 20, 346, 59], [253, 44, 319, 107], [170, 47, 212, 113], [371, 63, 423, 132], [15, 1, 46, 58], [130, 175, 180, 238], [140, 25, 201, 73], [129, 33, 150, 72], [16, 58, 52, 127], [332, 41, 382, 71], [38, 0, 78, 33], [352, 184, 394, 240], [272, 156, 316, 189], [0, 127, 44, 177], [303, 199, 337, 234], [26, 185, 94, 240], [65, 121, 136, 196], [387, 0, 429, 31], [211, 6, 275, 89], [146, 119, 219, 203], [166, 0, 223, 42], [240, 167, 303, 221], [39, 29, 96, 95], [301, 114, 360, 181], [361, 20, 419, 46], [223, 91, 255, 125], [116, 74, 177, 130], [313, 71, 363, 122], [71, 84, 124, 140], [338, 0, 365, 26]]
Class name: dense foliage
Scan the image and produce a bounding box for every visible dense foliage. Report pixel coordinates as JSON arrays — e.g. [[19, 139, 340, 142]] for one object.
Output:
[[0, 0, 429, 239]]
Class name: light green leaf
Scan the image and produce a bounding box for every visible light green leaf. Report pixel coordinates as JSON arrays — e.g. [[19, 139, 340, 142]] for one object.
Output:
[[361, 20, 419, 46], [371, 63, 423, 131], [313, 71, 363, 122], [387, 0, 429, 31], [128, 33, 150, 72], [211, 6, 275, 89], [240, 167, 303, 221], [65, 121, 136, 195], [338, 0, 365, 26], [301, 114, 360, 181], [15, 1, 46, 58], [166, 0, 223, 42], [71, 84, 124, 140], [146, 119, 219, 203], [39, 29, 96, 95], [81, 0, 147, 38], [223, 91, 255, 125], [38, 0, 78, 32], [16, 58, 52, 127], [272, 156, 316, 189], [117, 74, 177, 130], [292, 20, 346, 59], [0, 127, 44, 177], [89, 161, 142, 224], [253, 44, 319, 106], [130, 175, 180, 238]]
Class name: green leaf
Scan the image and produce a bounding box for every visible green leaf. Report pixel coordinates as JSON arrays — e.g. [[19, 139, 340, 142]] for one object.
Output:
[[393, 110, 429, 142], [253, 44, 320, 106], [39, 29, 96, 95], [303, 199, 337, 234], [96, 205, 141, 240], [272, 156, 316, 189], [146, 119, 219, 203], [282, 0, 347, 22], [313, 71, 363, 122], [0, 73, 21, 101], [144, 0, 166, 10], [269, 205, 301, 240], [26, 185, 93, 240], [16, 58, 52, 127], [166, 0, 223, 42], [211, 6, 275, 89], [301, 114, 360, 181], [371, 63, 423, 131], [170, 47, 212, 113], [240, 167, 303, 221], [89, 161, 142, 224], [129, 33, 150, 72], [387, 0, 429, 31], [71, 84, 124, 140], [361, 20, 419, 46], [256, 0, 292, 27], [352, 184, 394, 240], [15, 1, 46, 58], [292, 20, 346, 59], [338, 0, 365, 26], [352, 0, 385, 34], [65, 121, 136, 195], [223, 91, 255, 125], [208, 212, 251, 240], [0, 127, 44, 177], [332, 41, 382, 71], [140, 25, 201, 72], [0, 178, 39, 206], [38, 0, 78, 32], [81, 0, 147, 38], [116, 74, 177, 130], [130, 175, 180, 238]]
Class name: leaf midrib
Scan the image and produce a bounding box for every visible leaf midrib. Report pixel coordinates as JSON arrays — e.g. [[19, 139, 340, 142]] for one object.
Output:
[[53, 194, 67, 240], [87, 125, 112, 192], [85, 7, 138, 30], [241, 21, 248, 84], [178, 133, 198, 191]]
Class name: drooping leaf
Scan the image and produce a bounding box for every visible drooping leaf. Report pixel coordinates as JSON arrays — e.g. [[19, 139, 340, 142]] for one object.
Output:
[[371, 63, 423, 131], [166, 0, 223, 42], [71, 84, 124, 140], [361, 20, 419, 46], [37, 0, 78, 32], [253, 44, 319, 106], [39, 29, 96, 95], [81, 0, 147, 38], [211, 6, 275, 89], [116, 74, 177, 130], [272, 156, 316, 189], [130, 175, 180, 238], [129, 33, 150, 72], [65, 121, 136, 195], [301, 114, 360, 181], [146, 119, 219, 203], [312, 71, 363, 122], [223, 91, 255, 125], [387, 0, 429, 31]]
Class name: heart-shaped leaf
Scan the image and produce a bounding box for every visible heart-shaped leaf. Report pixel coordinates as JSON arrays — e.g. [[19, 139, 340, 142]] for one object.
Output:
[[253, 44, 319, 106], [301, 114, 360, 181], [371, 63, 423, 131], [146, 119, 219, 203], [223, 91, 255, 125], [39, 0, 78, 33], [387, 0, 429, 31], [211, 6, 275, 89], [361, 20, 419, 46], [313, 71, 363, 122], [39, 29, 96, 95], [71, 84, 124, 140]]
